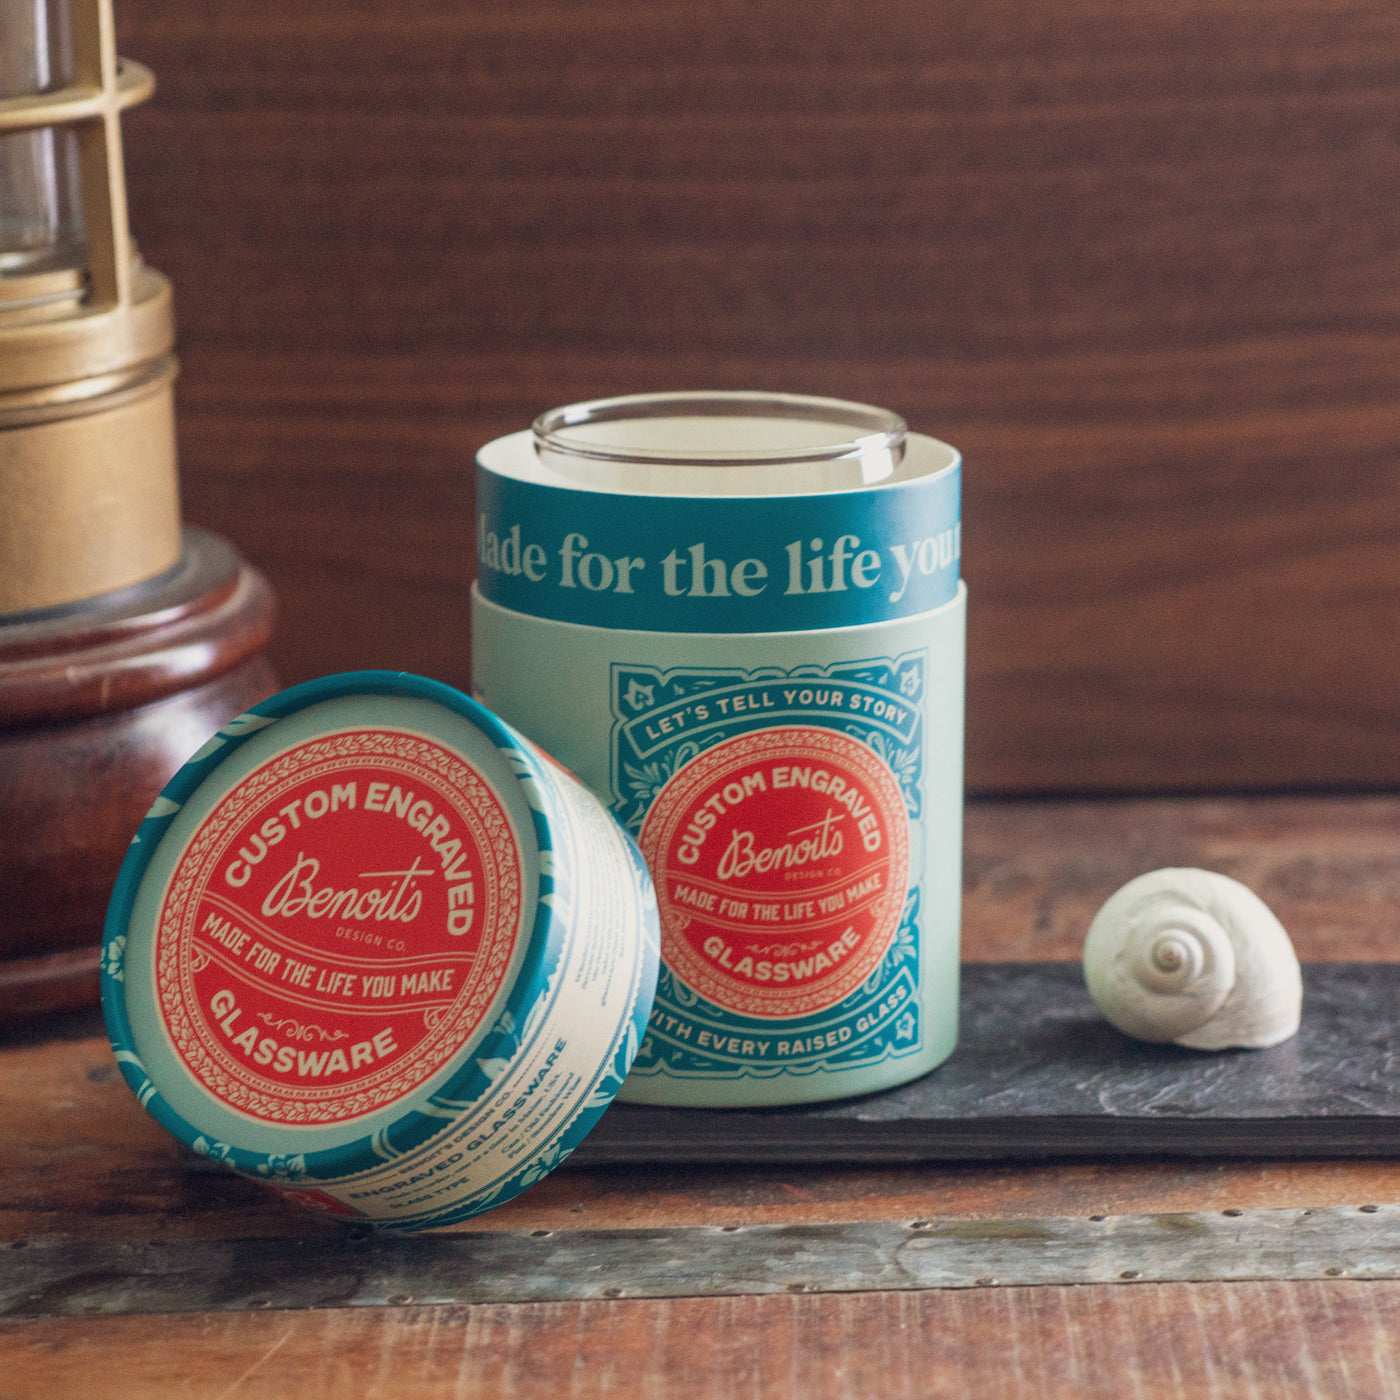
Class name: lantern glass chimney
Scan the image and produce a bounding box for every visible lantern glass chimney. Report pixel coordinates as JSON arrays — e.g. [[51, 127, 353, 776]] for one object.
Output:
[[0, 0, 81, 274]]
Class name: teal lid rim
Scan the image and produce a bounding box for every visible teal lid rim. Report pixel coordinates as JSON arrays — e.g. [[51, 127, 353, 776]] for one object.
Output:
[[474, 439, 961, 633], [100, 670, 573, 1195]]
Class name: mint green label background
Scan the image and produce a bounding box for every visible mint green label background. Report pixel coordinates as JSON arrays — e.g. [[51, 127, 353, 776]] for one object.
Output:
[[471, 585, 965, 1108]]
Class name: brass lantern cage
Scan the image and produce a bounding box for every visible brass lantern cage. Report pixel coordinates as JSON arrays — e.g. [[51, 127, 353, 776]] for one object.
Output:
[[0, 0, 179, 615]]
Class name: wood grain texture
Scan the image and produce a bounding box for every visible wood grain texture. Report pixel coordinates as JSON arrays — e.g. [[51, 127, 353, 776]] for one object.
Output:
[[963, 793, 1400, 960], [0, 531, 278, 1008], [16, 1003, 1400, 1247], [6, 795, 1400, 1394], [107, 0, 1400, 793], [5, 1282, 1400, 1399], [7, 795, 1400, 1245]]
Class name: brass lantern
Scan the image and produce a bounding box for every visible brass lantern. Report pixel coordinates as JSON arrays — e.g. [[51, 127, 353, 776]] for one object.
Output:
[[0, 0, 178, 614], [0, 0, 276, 1022]]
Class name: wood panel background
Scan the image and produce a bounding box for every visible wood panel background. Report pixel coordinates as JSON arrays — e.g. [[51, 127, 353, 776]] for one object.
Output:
[[111, 0, 1400, 794]]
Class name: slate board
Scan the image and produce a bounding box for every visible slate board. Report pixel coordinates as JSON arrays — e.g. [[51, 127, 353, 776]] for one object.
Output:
[[574, 962, 1400, 1162]]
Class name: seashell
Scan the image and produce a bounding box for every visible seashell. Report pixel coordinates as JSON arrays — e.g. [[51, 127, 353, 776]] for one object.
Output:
[[1082, 868, 1302, 1050]]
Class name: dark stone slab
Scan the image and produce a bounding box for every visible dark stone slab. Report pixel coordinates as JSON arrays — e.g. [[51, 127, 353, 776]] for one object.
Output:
[[576, 963, 1400, 1162]]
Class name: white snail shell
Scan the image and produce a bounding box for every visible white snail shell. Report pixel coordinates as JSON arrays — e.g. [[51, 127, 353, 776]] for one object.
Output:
[[1083, 868, 1302, 1050]]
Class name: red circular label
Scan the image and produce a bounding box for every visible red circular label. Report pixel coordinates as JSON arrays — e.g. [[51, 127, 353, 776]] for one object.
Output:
[[638, 726, 909, 1019], [153, 728, 524, 1125]]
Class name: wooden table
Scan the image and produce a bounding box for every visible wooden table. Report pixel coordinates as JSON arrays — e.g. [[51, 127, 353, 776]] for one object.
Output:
[[5, 794, 1400, 1398]]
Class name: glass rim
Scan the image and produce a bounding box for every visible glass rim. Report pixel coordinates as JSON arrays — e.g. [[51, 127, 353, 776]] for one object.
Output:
[[531, 391, 908, 468]]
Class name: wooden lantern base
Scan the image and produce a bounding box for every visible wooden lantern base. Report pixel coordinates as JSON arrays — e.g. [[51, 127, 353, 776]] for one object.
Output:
[[0, 528, 277, 1022]]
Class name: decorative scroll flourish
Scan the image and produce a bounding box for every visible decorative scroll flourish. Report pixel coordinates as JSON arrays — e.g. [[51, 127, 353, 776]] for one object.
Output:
[[256, 1013, 348, 1044]]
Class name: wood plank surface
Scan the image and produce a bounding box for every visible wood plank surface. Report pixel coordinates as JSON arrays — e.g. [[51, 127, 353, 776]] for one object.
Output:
[[963, 793, 1400, 961], [4, 795, 1400, 1243], [107, 0, 1400, 793], [6, 1282, 1400, 1399], [6, 795, 1400, 1395], [15, 999, 1400, 1247]]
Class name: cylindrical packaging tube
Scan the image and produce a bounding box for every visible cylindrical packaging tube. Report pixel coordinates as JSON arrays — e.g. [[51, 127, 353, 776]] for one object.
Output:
[[103, 672, 659, 1227], [472, 393, 964, 1106]]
